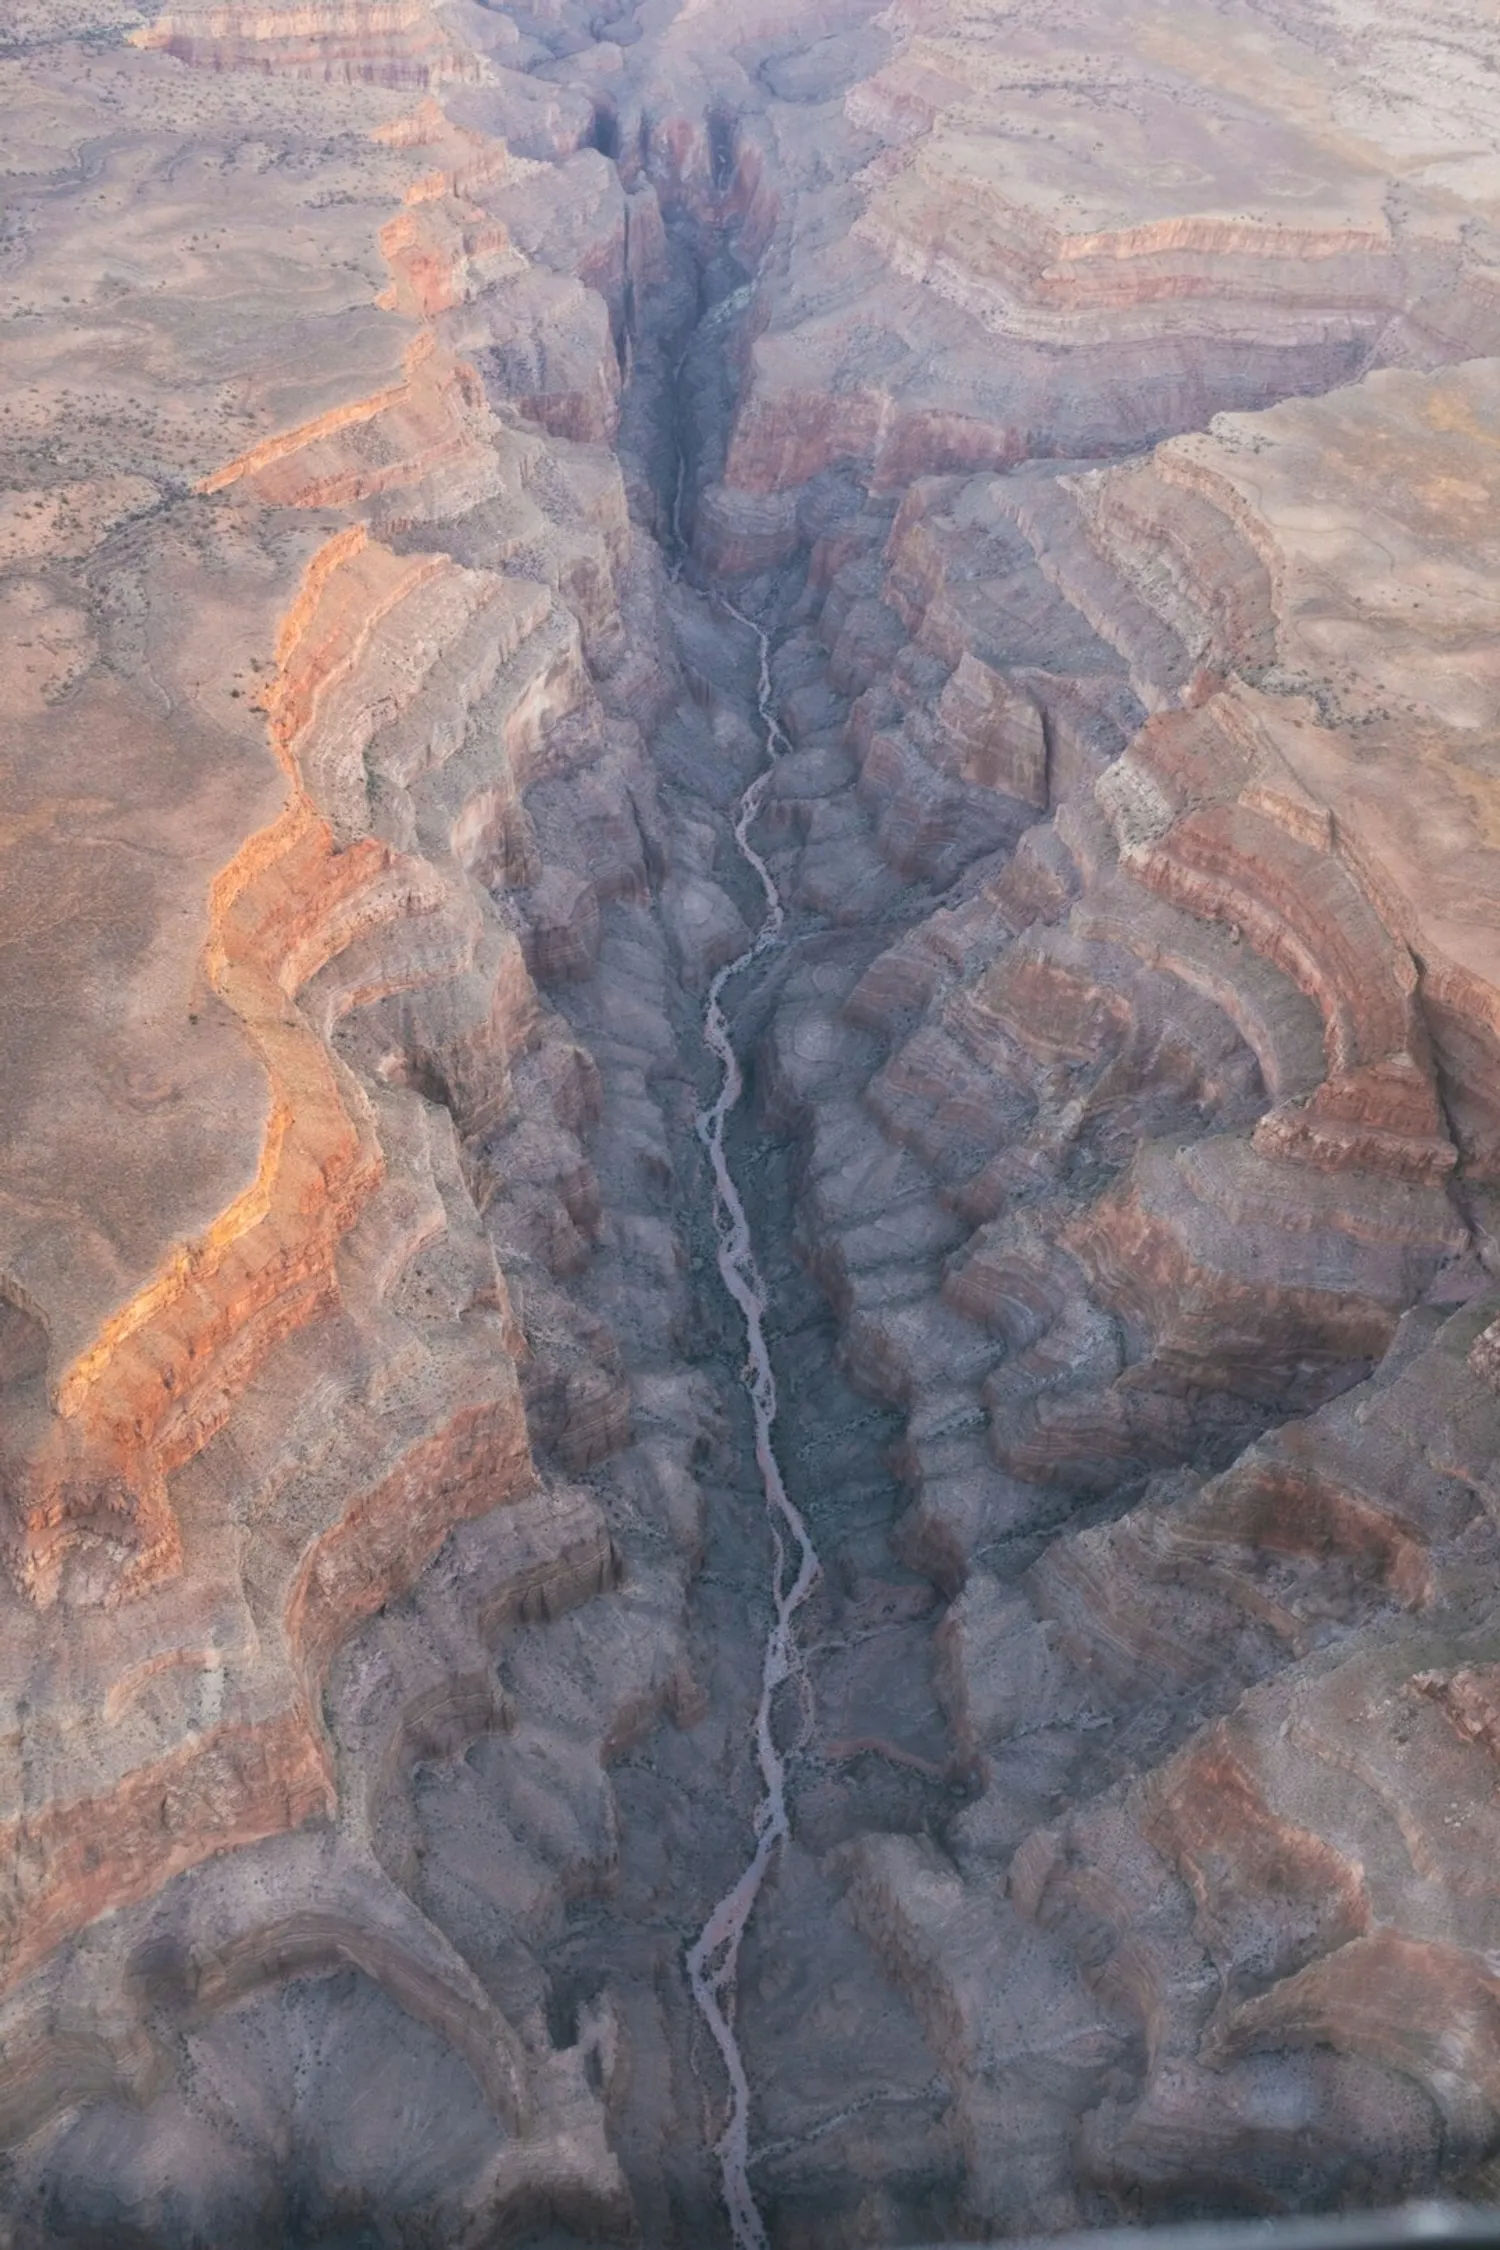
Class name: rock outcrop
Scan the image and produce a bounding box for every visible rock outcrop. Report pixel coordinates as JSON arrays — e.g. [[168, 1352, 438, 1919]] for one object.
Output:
[[694, 0, 1500, 570], [735, 47, 1500, 2228], [0, 4, 666, 2229]]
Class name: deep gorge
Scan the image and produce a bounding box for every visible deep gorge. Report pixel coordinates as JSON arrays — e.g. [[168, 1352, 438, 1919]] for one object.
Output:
[[8, 0, 1500, 2243]]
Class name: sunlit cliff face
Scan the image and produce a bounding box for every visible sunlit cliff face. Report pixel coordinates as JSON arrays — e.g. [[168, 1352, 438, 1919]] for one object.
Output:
[[6, 0, 1500, 2241]]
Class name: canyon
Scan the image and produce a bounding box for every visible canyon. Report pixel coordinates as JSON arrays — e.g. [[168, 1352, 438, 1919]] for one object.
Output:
[[6, 0, 1500, 2241]]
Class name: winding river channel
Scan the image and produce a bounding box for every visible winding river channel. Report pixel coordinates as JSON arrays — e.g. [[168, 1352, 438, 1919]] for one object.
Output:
[[685, 598, 824, 2250]]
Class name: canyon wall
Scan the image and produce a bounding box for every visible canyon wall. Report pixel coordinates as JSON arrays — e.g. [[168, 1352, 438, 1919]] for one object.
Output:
[[6, 0, 1500, 2239]]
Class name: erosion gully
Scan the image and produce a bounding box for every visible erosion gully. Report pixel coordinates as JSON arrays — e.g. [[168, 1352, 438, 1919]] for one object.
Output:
[[521, 115, 958, 2246], [653, 270, 945, 2241]]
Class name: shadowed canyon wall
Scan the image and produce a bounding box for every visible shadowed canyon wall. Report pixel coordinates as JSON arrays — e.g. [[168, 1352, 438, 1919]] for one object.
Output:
[[7, 0, 1500, 2240]]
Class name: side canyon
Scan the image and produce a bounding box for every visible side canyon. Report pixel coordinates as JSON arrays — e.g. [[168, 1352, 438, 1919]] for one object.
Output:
[[7, 0, 1500, 2243]]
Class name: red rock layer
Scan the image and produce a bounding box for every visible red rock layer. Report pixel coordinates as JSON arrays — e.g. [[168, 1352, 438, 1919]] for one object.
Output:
[[0, 0, 665, 2216]]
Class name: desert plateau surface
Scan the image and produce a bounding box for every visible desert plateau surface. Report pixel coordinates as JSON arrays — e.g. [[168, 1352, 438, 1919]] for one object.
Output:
[[7, 0, 1500, 2242]]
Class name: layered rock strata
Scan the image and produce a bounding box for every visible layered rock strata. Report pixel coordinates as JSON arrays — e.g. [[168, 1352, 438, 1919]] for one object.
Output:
[[710, 25, 1500, 2218], [0, 5, 673, 2229], [692, 0, 1500, 571], [9, 0, 1500, 2241]]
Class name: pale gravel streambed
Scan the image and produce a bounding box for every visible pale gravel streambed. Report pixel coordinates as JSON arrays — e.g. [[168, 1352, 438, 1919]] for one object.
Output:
[[685, 596, 823, 2250]]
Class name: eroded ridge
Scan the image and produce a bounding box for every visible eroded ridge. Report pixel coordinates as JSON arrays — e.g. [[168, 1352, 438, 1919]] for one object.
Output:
[[742, 316, 1500, 2231], [0, 0, 660, 2228]]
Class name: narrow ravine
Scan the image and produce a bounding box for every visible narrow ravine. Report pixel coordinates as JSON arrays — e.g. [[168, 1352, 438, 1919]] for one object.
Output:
[[685, 597, 822, 2250]]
